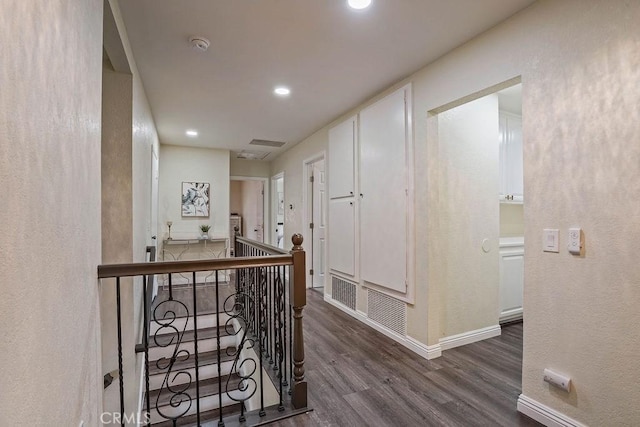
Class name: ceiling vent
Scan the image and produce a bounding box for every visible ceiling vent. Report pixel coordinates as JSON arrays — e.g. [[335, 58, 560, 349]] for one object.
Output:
[[234, 150, 270, 161], [249, 139, 286, 148]]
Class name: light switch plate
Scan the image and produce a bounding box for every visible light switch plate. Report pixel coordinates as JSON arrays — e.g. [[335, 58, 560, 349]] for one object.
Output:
[[543, 229, 559, 252], [568, 228, 582, 255]]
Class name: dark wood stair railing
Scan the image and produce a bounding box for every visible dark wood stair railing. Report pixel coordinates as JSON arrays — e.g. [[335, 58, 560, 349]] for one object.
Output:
[[98, 235, 308, 426]]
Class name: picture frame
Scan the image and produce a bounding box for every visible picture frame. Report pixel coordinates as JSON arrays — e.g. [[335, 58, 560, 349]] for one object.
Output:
[[182, 182, 210, 217]]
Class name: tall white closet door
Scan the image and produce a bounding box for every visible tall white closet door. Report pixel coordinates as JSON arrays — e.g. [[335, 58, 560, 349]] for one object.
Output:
[[328, 116, 356, 199], [359, 87, 409, 292], [328, 198, 355, 277]]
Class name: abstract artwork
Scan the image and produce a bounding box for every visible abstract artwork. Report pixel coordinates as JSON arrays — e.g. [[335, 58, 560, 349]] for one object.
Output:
[[182, 182, 210, 217]]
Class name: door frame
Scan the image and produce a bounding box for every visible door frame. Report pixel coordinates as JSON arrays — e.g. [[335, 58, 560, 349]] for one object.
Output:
[[271, 172, 285, 248], [230, 176, 270, 244], [302, 152, 326, 289]]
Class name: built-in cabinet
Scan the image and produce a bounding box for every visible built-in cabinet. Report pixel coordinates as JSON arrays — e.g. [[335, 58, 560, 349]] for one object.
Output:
[[328, 85, 412, 297], [499, 112, 523, 203], [328, 116, 357, 279], [499, 237, 524, 322]]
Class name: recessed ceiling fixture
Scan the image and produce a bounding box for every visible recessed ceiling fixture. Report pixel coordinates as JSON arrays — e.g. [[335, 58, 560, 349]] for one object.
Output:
[[274, 87, 291, 97], [347, 0, 372, 10], [186, 130, 198, 137], [189, 36, 210, 52]]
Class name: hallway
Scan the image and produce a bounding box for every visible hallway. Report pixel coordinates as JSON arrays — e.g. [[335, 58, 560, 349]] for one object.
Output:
[[273, 290, 541, 427]]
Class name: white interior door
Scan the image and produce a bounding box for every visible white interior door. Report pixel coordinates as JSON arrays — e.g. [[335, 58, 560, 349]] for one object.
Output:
[[255, 181, 264, 242], [272, 174, 285, 248], [312, 160, 326, 288]]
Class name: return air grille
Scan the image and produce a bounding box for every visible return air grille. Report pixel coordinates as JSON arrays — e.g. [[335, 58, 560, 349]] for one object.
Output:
[[331, 276, 356, 310], [367, 289, 407, 336], [249, 139, 286, 148]]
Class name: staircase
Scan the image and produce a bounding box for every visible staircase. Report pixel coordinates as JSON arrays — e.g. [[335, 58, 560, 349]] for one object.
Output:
[[97, 236, 309, 427], [145, 285, 278, 426]]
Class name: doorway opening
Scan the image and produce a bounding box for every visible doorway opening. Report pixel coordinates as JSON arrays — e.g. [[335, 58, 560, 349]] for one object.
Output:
[[303, 155, 326, 291], [430, 78, 523, 347], [229, 177, 268, 245]]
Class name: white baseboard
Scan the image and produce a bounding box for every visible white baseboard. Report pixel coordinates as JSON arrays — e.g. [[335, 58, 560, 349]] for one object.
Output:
[[439, 324, 502, 351], [517, 394, 586, 427], [323, 294, 441, 360], [500, 307, 523, 323]]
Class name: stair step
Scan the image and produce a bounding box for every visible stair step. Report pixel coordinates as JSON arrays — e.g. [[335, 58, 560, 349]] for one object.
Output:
[[151, 403, 243, 427], [148, 348, 237, 377], [151, 313, 232, 336], [149, 374, 244, 407], [149, 326, 232, 349]]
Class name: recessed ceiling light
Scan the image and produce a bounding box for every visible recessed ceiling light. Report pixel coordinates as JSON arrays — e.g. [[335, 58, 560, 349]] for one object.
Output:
[[348, 0, 372, 10], [274, 87, 291, 97], [186, 130, 198, 137]]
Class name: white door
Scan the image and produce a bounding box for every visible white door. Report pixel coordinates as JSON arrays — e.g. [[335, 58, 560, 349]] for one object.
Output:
[[312, 160, 326, 288], [272, 174, 285, 248], [254, 181, 264, 242]]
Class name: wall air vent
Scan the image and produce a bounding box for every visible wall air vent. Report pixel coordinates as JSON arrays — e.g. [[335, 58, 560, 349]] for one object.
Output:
[[367, 289, 407, 336], [234, 150, 270, 160], [331, 276, 356, 311], [249, 139, 286, 148]]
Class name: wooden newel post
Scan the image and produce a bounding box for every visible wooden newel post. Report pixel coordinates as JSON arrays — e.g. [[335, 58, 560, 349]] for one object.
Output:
[[290, 233, 307, 409]]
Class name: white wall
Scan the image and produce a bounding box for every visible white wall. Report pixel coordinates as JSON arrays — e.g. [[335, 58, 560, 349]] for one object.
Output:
[[435, 94, 500, 338], [272, 1, 640, 423], [230, 157, 271, 177], [271, 131, 327, 252], [159, 145, 230, 240], [230, 180, 243, 215], [0, 1, 103, 425], [100, 1, 161, 420]]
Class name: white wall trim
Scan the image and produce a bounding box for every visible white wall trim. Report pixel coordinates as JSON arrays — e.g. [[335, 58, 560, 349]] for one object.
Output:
[[439, 324, 502, 351], [517, 394, 587, 427], [500, 307, 523, 323], [323, 294, 441, 360]]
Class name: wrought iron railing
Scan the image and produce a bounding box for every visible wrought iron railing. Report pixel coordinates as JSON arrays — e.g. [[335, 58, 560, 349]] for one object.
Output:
[[97, 234, 307, 426]]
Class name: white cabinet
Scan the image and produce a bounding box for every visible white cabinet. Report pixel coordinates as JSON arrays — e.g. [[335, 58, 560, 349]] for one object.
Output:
[[327, 85, 413, 297], [499, 112, 523, 203], [328, 115, 358, 279], [328, 116, 356, 199], [499, 237, 524, 322], [359, 86, 411, 293], [328, 198, 356, 277]]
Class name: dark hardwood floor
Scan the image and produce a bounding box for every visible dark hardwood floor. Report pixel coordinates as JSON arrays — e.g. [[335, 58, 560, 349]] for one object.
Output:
[[271, 289, 541, 427]]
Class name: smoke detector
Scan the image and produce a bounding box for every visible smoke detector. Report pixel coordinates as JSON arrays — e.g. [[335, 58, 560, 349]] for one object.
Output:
[[189, 36, 210, 52]]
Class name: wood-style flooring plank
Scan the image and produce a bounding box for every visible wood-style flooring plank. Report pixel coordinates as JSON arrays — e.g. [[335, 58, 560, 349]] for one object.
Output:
[[270, 289, 541, 427]]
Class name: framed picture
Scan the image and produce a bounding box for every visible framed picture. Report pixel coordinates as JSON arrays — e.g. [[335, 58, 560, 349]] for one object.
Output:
[[182, 182, 210, 217]]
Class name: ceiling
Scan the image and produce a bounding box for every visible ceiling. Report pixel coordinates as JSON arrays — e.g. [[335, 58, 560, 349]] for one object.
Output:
[[117, 0, 536, 160]]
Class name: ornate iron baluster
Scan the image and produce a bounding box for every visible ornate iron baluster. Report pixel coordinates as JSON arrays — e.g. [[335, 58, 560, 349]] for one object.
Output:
[[152, 297, 193, 423]]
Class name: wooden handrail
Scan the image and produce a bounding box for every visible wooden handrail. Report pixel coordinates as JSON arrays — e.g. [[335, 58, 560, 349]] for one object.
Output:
[[98, 254, 293, 279], [235, 236, 289, 255]]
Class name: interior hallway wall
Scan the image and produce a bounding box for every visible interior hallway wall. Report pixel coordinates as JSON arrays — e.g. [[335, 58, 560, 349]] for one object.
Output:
[[0, 1, 104, 425], [272, 1, 640, 423], [159, 145, 230, 241]]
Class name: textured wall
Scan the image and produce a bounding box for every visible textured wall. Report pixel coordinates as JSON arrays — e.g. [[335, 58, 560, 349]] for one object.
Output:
[[159, 145, 230, 240], [0, 1, 103, 425], [272, 1, 640, 423]]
